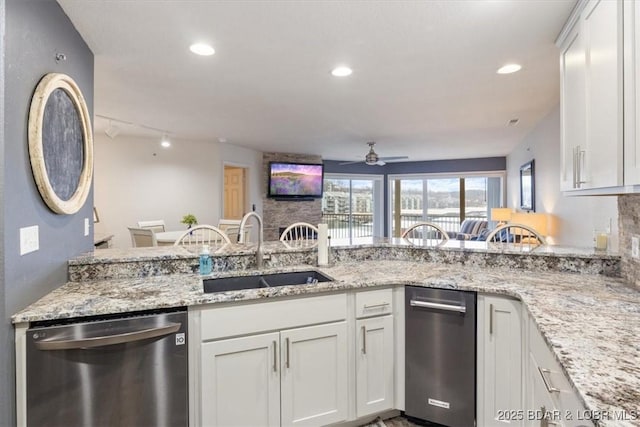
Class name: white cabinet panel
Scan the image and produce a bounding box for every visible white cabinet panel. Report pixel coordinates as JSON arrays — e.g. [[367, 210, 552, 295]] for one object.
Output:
[[559, 0, 623, 192], [624, 0, 640, 185], [478, 295, 523, 427], [201, 332, 281, 427], [280, 322, 348, 426], [356, 315, 394, 417]]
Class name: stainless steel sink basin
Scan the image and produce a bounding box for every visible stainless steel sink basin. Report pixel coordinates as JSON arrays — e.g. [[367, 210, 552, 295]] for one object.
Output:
[[203, 270, 333, 293]]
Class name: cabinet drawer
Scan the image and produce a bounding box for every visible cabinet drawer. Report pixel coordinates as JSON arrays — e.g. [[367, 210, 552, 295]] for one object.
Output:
[[200, 293, 347, 341], [355, 288, 393, 318], [529, 321, 587, 423]]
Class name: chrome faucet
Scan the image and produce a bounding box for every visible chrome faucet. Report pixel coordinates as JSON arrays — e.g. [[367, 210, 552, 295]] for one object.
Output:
[[239, 212, 264, 269]]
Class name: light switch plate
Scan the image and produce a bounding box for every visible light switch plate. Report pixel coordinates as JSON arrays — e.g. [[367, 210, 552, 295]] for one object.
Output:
[[20, 225, 39, 255], [84, 218, 90, 236], [632, 236, 639, 259]]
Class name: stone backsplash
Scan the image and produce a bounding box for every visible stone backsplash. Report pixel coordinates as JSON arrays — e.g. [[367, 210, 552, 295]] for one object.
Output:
[[618, 194, 640, 287], [262, 152, 323, 241]]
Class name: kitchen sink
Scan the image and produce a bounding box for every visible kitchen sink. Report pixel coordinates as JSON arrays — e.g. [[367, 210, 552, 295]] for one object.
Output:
[[203, 270, 333, 293]]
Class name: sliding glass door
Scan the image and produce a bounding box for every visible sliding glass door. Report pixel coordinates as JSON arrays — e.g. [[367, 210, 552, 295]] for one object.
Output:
[[322, 175, 383, 241]]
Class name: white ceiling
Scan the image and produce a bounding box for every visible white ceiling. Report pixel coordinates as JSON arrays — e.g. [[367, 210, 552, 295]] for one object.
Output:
[[58, 0, 576, 163]]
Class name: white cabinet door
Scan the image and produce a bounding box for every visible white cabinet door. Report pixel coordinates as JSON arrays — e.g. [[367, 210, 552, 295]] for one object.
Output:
[[624, 0, 640, 185], [201, 332, 281, 427], [280, 322, 348, 427], [559, 0, 623, 191], [582, 0, 624, 189], [560, 23, 586, 192], [478, 295, 523, 427], [356, 315, 394, 417]]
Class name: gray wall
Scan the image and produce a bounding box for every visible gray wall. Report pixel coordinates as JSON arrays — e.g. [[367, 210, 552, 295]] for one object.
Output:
[[0, 1, 7, 426], [1, 1, 94, 424], [324, 157, 507, 236]]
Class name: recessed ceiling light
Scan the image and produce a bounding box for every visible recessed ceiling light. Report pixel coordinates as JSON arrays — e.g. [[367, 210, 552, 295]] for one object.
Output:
[[190, 43, 215, 56], [331, 66, 353, 77], [218, 137, 227, 143], [161, 135, 171, 148], [497, 64, 522, 74]]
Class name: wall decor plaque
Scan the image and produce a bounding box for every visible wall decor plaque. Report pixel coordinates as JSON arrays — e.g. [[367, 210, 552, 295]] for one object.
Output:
[[28, 73, 93, 214]]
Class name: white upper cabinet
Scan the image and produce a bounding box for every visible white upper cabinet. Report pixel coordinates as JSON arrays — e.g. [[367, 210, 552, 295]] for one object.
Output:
[[559, 0, 624, 193], [624, 0, 640, 185]]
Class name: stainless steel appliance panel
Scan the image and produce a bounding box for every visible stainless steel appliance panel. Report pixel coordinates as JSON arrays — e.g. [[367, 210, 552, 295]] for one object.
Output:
[[26, 309, 188, 427], [405, 286, 476, 427]]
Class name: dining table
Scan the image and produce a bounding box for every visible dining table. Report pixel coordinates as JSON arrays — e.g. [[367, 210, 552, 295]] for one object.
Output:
[[155, 230, 189, 246]]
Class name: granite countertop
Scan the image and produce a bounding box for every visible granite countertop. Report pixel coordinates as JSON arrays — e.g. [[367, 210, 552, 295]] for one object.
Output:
[[13, 259, 640, 426]]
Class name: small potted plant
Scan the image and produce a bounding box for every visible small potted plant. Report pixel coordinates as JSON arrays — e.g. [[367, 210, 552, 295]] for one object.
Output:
[[181, 214, 198, 229]]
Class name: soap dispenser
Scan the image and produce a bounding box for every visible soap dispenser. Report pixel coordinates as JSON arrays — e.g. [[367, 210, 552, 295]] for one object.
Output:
[[199, 245, 212, 275]]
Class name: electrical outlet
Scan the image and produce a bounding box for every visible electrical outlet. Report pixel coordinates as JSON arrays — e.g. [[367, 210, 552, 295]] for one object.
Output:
[[84, 218, 90, 236], [20, 225, 39, 255], [632, 236, 640, 259]]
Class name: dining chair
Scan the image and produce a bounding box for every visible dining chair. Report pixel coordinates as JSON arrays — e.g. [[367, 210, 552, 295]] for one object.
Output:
[[128, 227, 158, 247], [173, 225, 231, 246], [217, 219, 246, 243], [279, 222, 319, 242], [401, 222, 450, 245], [485, 223, 546, 247], [137, 220, 166, 233]]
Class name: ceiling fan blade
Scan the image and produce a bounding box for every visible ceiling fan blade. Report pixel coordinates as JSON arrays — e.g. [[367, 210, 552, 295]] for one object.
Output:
[[338, 160, 366, 165], [378, 156, 409, 162]]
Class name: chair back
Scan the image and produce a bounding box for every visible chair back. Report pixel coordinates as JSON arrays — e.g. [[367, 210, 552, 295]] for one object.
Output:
[[218, 219, 251, 243], [137, 220, 166, 233], [279, 222, 319, 241], [485, 223, 546, 248], [401, 222, 450, 245], [173, 225, 231, 246], [128, 227, 158, 247]]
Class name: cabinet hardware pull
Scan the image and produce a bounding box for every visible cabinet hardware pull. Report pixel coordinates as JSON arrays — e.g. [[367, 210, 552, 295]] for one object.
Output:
[[272, 340, 277, 372], [285, 337, 290, 369], [363, 302, 390, 309], [573, 146, 578, 188], [489, 303, 494, 335], [362, 325, 366, 354], [538, 367, 560, 393], [577, 149, 587, 184], [410, 299, 466, 313]]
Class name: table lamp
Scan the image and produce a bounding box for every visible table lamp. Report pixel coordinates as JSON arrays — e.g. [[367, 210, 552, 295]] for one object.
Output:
[[490, 208, 512, 226], [511, 212, 548, 237]]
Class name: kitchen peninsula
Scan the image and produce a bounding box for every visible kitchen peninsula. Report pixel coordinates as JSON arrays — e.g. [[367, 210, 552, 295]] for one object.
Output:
[[13, 241, 639, 427]]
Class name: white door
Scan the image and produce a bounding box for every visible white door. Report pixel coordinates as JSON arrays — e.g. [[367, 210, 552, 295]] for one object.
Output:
[[280, 322, 348, 427], [356, 315, 395, 417], [201, 332, 280, 427], [479, 296, 523, 426]]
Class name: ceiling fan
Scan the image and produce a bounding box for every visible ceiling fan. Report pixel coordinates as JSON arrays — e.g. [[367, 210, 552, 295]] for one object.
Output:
[[339, 142, 409, 166]]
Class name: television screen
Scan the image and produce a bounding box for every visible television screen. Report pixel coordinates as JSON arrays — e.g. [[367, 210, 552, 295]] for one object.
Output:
[[268, 162, 324, 199]]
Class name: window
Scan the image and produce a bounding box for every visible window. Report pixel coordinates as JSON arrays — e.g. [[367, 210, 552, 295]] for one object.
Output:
[[389, 173, 504, 237], [322, 175, 383, 241]]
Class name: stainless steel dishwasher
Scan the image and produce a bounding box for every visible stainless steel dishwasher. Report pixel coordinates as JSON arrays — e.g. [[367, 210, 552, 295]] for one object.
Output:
[[405, 286, 476, 427], [26, 308, 188, 427]]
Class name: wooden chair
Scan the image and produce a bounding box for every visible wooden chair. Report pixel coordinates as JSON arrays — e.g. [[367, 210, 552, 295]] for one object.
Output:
[[401, 222, 450, 245], [128, 227, 158, 247], [137, 220, 166, 233], [485, 223, 546, 247], [173, 225, 231, 246], [279, 222, 319, 242]]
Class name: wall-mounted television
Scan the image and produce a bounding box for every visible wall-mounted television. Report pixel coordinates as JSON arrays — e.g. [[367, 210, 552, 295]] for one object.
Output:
[[268, 162, 324, 199]]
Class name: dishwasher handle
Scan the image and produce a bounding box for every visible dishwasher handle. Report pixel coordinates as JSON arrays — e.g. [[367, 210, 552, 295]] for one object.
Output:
[[34, 322, 182, 351], [410, 299, 466, 314]]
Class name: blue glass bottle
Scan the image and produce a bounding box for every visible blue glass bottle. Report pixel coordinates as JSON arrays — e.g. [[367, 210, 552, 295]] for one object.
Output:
[[199, 245, 212, 275]]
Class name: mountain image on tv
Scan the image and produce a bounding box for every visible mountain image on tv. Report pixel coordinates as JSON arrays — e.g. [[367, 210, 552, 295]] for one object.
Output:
[[270, 163, 323, 196]]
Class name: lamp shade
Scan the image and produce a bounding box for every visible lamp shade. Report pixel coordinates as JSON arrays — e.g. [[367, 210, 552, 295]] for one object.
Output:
[[511, 212, 548, 236], [491, 208, 512, 222]]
